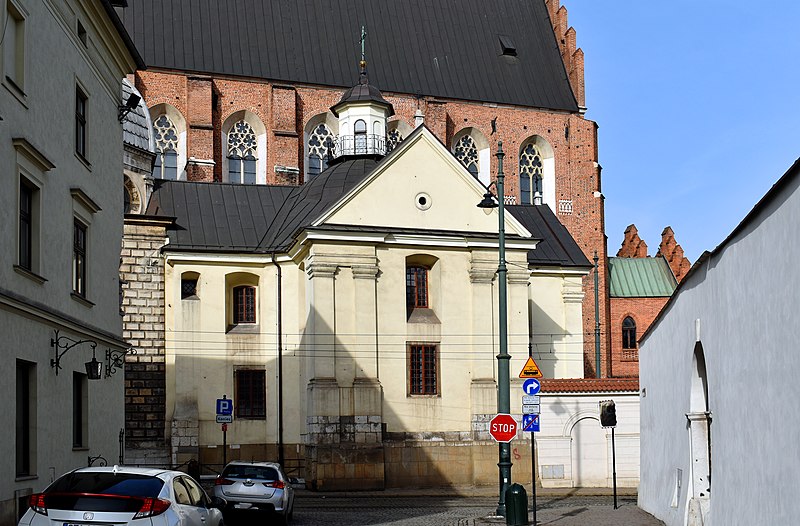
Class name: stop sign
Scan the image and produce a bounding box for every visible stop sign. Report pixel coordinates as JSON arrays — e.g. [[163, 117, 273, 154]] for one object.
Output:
[[489, 413, 518, 443]]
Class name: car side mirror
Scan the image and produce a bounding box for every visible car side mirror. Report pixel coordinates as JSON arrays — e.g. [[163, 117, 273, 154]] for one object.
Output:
[[210, 496, 227, 510]]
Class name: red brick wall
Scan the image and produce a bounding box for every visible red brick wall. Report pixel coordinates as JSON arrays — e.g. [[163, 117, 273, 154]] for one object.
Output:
[[609, 296, 670, 377]]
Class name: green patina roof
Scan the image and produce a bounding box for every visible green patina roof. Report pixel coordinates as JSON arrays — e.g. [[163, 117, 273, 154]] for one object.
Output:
[[608, 257, 677, 297]]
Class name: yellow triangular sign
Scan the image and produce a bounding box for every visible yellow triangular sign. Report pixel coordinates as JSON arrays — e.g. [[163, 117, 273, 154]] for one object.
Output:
[[519, 356, 543, 379]]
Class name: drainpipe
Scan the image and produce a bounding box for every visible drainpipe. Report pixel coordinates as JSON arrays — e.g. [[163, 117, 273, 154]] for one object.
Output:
[[594, 251, 601, 378], [271, 253, 285, 467]]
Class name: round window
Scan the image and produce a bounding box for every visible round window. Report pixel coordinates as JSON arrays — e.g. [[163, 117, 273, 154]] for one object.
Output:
[[415, 192, 432, 211]]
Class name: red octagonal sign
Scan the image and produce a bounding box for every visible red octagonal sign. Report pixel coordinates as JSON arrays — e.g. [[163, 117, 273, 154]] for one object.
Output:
[[489, 413, 518, 443]]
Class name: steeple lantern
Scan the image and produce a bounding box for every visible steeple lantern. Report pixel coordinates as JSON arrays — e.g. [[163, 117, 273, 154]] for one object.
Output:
[[330, 27, 394, 159]]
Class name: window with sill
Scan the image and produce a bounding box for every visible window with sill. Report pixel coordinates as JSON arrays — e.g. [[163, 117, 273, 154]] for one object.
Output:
[[235, 369, 266, 419], [4, 0, 26, 94], [406, 265, 429, 311], [152, 114, 179, 180], [232, 285, 256, 324], [72, 219, 87, 297], [622, 316, 638, 361], [408, 343, 439, 395], [18, 178, 33, 271], [227, 120, 257, 184], [75, 87, 87, 159]]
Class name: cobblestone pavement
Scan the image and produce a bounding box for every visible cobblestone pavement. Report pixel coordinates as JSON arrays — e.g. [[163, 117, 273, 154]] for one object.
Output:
[[273, 493, 665, 526]]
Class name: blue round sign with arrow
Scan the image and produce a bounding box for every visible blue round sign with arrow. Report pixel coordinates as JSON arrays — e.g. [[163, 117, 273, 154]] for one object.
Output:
[[523, 378, 541, 396]]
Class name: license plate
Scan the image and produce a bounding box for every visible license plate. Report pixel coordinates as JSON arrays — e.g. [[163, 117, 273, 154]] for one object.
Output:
[[64, 523, 84, 526]]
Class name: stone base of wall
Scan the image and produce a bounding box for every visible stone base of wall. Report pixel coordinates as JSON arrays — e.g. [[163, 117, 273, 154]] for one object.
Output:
[[124, 446, 170, 467], [305, 443, 385, 491]]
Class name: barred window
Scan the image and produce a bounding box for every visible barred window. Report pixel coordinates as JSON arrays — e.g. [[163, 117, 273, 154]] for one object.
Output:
[[409, 343, 438, 395], [235, 369, 265, 419], [233, 285, 256, 324], [406, 266, 429, 311]]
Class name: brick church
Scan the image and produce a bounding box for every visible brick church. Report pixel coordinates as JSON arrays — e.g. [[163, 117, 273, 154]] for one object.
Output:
[[117, 0, 687, 488]]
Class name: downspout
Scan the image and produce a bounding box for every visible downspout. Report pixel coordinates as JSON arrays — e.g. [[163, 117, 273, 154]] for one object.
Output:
[[594, 251, 601, 378], [271, 253, 285, 467]]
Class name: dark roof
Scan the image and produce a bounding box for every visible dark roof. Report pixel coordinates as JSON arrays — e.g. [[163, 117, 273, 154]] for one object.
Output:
[[331, 71, 394, 117], [100, 0, 145, 69], [507, 205, 592, 268], [608, 257, 677, 297], [118, 0, 578, 112], [121, 79, 153, 152]]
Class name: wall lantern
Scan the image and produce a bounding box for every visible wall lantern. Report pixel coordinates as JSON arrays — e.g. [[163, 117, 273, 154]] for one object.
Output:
[[51, 329, 135, 379]]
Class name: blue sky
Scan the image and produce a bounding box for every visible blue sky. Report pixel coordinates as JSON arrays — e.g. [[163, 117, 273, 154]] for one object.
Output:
[[567, 2, 800, 263]]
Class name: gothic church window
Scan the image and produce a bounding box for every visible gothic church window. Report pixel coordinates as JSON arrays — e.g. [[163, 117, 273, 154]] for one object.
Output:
[[453, 135, 479, 178], [153, 115, 179, 180], [307, 123, 333, 177], [519, 141, 544, 204], [622, 316, 637, 350], [227, 120, 257, 185]]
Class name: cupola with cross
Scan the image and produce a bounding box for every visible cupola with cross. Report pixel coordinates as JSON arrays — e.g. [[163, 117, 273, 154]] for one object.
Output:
[[329, 27, 394, 159]]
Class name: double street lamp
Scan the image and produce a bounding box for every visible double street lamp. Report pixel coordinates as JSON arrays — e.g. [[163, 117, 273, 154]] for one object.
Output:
[[477, 142, 512, 516]]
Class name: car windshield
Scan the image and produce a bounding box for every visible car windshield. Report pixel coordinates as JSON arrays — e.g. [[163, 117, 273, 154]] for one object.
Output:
[[47, 472, 164, 497], [222, 465, 279, 480]]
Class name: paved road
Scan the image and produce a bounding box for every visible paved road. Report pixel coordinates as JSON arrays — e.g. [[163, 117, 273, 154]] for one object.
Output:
[[278, 493, 665, 526]]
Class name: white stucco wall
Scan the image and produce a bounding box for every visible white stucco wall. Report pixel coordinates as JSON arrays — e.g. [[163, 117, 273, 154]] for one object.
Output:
[[639, 165, 800, 525]]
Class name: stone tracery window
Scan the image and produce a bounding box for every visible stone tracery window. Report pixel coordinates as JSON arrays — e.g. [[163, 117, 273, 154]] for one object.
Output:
[[386, 128, 404, 153], [519, 141, 544, 205], [153, 115, 179, 180], [307, 123, 334, 178], [227, 120, 257, 184], [453, 135, 479, 178]]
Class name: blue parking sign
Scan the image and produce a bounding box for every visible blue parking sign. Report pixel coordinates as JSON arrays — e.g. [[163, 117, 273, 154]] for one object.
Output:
[[216, 397, 233, 415]]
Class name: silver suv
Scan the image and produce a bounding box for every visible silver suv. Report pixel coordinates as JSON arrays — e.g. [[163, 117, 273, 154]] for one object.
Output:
[[213, 461, 295, 524]]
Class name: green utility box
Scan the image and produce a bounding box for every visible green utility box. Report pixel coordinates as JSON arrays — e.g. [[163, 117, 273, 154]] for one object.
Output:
[[505, 483, 529, 526]]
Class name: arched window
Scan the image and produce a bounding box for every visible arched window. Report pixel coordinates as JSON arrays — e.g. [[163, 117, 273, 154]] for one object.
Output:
[[307, 123, 334, 178], [233, 285, 256, 324], [153, 114, 179, 180], [354, 119, 367, 154], [227, 120, 257, 185], [622, 316, 637, 349], [519, 141, 544, 204], [453, 135, 479, 178]]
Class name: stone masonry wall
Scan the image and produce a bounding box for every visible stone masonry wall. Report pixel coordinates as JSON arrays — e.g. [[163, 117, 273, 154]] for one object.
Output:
[[121, 221, 169, 465]]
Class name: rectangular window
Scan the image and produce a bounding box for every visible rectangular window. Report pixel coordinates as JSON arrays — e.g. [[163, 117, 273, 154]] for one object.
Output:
[[235, 369, 266, 419], [75, 87, 87, 158], [406, 266, 429, 311], [408, 343, 438, 395], [181, 278, 198, 299], [4, 1, 25, 93], [243, 156, 256, 185], [73, 220, 87, 296], [72, 372, 87, 448], [233, 285, 256, 324], [16, 360, 36, 477], [18, 180, 32, 270]]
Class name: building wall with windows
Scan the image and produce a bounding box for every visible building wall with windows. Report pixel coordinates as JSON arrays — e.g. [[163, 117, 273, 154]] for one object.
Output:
[[139, 126, 598, 489], [0, 0, 140, 524]]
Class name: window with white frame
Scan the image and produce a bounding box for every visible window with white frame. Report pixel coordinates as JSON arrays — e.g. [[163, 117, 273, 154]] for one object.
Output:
[[152, 114, 179, 180], [453, 134, 479, 178], [307, 123, 334, 177], [72, 219, 87, 297], [227, 120, 257, 184], [519, 141, 544, 205], [75, 86, 88, 160]]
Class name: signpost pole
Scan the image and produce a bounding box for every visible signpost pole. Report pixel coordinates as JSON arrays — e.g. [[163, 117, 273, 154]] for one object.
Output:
[[223, 427, 227, 467], [531, 435, 537, 524], [612, 427, 618, 509]]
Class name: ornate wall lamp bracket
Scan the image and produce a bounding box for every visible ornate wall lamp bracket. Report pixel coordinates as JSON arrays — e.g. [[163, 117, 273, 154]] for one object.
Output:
[[51, 329, 98, 377], [51, 329, 136, 379], [106, 347, 137, 378]]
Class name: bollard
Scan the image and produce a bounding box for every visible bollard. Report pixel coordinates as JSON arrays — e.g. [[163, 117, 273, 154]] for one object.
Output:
[[505, 483, 529, 525]]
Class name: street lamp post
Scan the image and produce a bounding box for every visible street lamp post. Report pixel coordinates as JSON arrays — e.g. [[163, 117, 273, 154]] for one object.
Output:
[[478, 142, 511, 516]]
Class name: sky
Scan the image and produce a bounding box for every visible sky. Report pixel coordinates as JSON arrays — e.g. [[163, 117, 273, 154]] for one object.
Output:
[[566, 1, 800, 263]]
